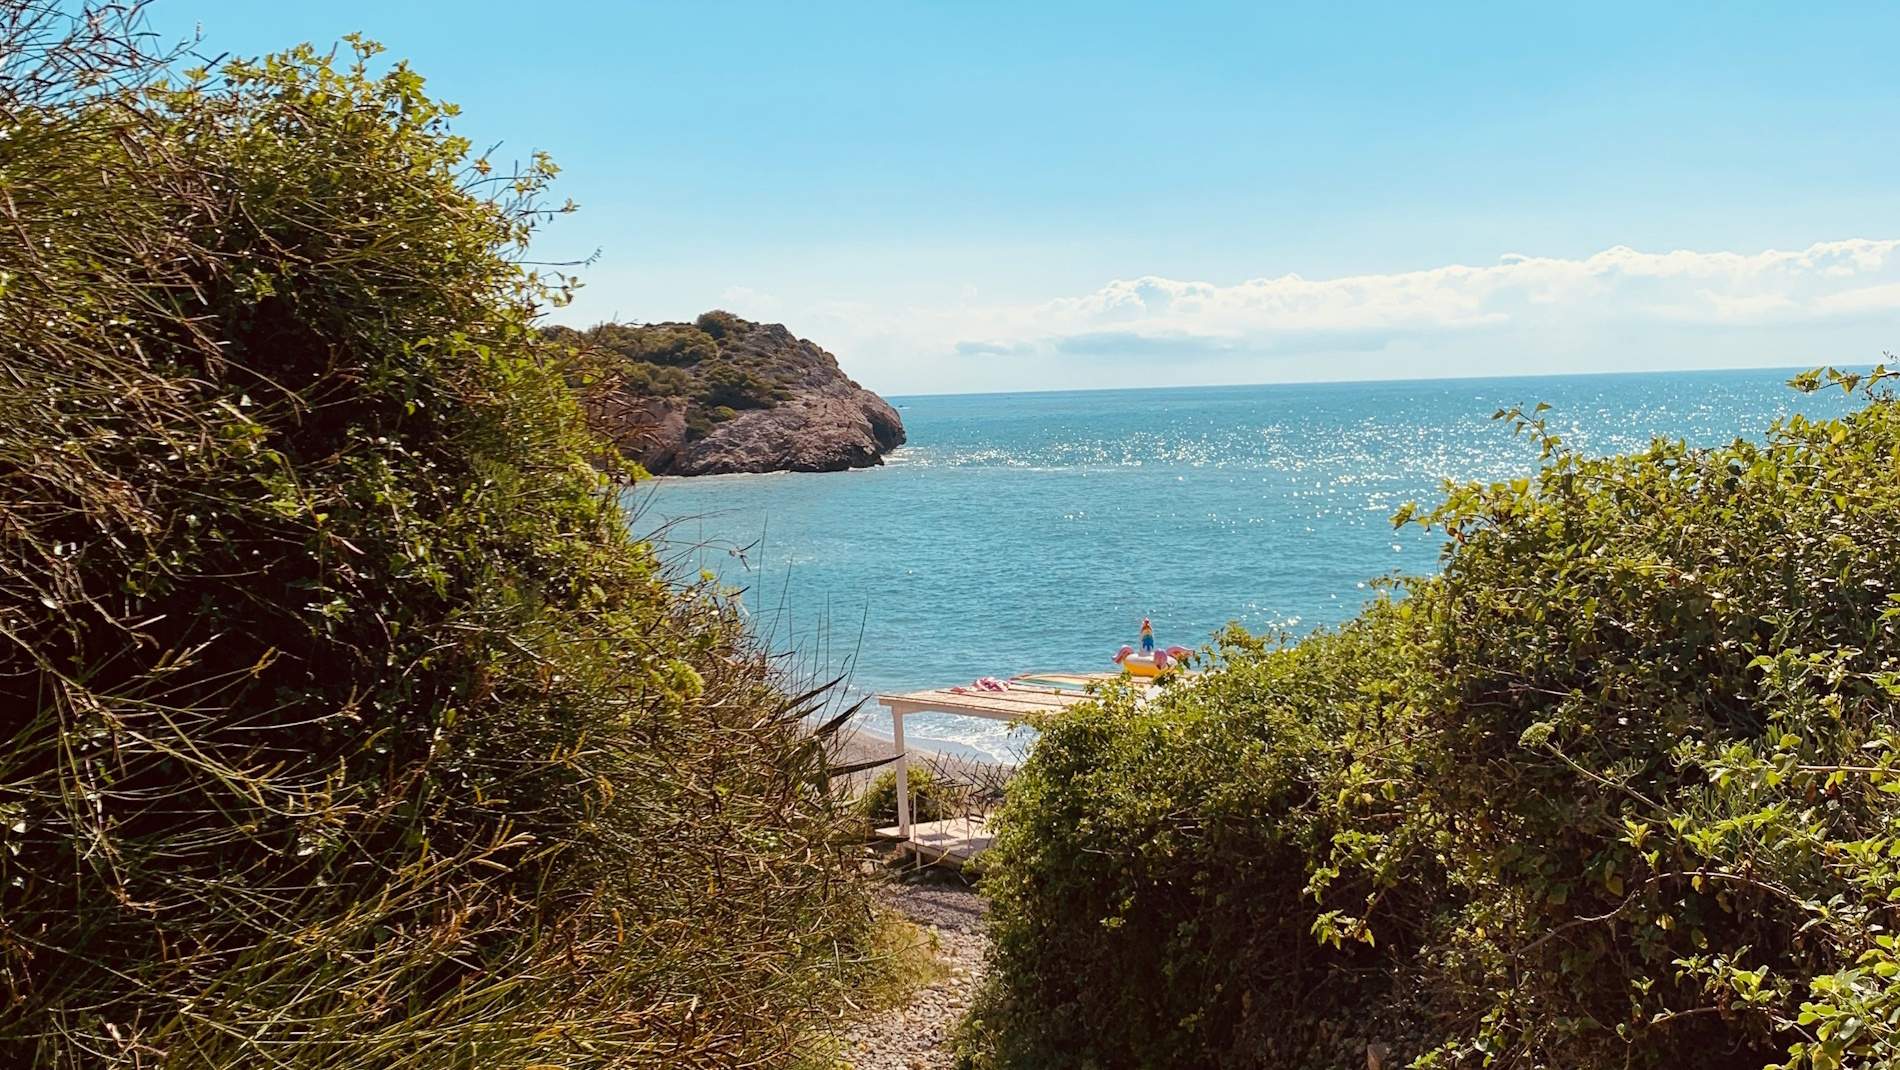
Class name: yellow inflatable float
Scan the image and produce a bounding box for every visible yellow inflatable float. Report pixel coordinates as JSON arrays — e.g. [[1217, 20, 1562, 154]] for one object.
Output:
[[1113, 618, 1190, 678]]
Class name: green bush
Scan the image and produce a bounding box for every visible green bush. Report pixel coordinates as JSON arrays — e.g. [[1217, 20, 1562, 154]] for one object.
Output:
[[653, 325, 721, 364], [964, 614, 1432, 1069], [859, 766, 962, 827], [551, 325, 716, 403], [623, 359, 696, 396], [967, 376, 1900, 1070], [554, 322, 713, 368], [0, 17, 870, 1069], [695, 308, 746, 340], [701, 359, 786, 410]]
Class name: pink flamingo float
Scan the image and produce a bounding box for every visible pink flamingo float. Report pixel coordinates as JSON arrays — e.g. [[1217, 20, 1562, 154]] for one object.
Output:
[[1114, 618, 1191, 678]]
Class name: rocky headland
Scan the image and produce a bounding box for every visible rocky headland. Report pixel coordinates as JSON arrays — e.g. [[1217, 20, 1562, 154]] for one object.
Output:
[[554, 311, 905, 475]]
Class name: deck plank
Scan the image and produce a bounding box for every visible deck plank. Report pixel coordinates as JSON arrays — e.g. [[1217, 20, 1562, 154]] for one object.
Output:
[[876, 816, 992, 865], [876, 686, 1102, 720]]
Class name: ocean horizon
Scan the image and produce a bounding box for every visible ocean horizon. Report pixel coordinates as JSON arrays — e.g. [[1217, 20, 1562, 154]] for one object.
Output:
[[637, 364, 1855, 760], [874, 361, 1824, 403]]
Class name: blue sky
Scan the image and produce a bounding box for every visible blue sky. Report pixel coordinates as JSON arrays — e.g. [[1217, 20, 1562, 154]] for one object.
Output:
[[161, 2, 1900, 393]]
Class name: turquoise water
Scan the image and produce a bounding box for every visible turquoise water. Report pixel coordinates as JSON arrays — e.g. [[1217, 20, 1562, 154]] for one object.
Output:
[[635, 368, 1849, 760]]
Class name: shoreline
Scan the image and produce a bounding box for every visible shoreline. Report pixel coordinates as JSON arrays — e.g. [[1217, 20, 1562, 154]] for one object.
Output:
[[834, 724, 1005, 771]]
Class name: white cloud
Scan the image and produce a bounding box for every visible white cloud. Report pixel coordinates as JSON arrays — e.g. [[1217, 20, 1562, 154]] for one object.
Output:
[[992, 239, 1900, 353], [1818, 281, 1900, 316], [581, 239, 1900, 393]]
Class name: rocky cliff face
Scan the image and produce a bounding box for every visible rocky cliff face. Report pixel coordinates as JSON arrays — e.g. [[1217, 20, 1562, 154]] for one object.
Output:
[[560, 312, 905, 476], [587, 394, 689, 473], [672, 377, 904, 475]]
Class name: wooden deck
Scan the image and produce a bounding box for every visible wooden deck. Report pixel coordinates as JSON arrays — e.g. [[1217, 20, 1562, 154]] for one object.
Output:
[[874, 672, 1131, 857], [875, 815, 992, 867], [877, 677, 1109, 721]]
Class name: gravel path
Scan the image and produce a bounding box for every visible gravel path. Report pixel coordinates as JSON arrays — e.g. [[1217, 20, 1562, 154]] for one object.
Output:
[[840, 878, 990, 1070]]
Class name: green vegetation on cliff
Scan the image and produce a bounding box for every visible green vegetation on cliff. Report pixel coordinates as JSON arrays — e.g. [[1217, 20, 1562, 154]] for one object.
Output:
[[966, 373, 1900, 1070], [0, 11, 871, 1068], [553, 314, 795, 440]]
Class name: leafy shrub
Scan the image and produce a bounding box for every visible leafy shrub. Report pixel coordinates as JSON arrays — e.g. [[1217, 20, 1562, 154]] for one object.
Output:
[[696, 308, 745, 339], [551, 325, 715, 398], [862, 910, 952, 1009], [0, 16, 870, 1069], [610, 322, 720, 366], [859, 766, 963, 827], [968, 375, 1900, 1070], [622, 359, 695, 396], [964, 616, 1433, 1069], [701, 359, 788, 410]]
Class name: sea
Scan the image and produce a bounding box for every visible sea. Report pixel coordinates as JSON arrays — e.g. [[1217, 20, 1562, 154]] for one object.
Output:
[[632, 367, 1853, 761]]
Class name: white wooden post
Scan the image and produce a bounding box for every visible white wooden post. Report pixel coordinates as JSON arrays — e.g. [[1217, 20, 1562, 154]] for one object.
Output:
[[891, 704, 911, 836]]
